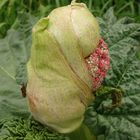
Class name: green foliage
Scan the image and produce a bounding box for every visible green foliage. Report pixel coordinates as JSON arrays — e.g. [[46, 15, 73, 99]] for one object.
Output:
[[0, 0, 139, 38], [0, 29, 29, 120], [81, 0, 140, 21], [0, 118, 69, 140], [0, 1, 140, 140]]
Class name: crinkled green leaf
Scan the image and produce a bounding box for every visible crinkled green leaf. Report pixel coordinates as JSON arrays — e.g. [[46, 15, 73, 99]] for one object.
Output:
[[0, 118, 69, 140], [0, 29, 29, 120], [85, 8, 140, 140], [0, 12, 37, 121]]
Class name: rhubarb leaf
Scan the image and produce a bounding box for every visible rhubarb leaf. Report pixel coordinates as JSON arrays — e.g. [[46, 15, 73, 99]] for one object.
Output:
[[85, 8, 140, 140]]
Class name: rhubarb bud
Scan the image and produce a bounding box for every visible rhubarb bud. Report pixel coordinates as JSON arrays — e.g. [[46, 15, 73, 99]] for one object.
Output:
[[27, 2, 109, 134]]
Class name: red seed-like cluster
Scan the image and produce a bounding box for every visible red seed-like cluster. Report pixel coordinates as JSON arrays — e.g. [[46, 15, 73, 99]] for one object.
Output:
[[85, 39, 110, 90]]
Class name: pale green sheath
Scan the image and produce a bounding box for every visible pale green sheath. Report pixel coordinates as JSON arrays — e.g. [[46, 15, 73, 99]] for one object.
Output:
[[27, 2, 100, 134]]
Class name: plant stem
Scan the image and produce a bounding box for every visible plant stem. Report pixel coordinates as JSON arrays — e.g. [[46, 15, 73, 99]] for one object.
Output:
[[68, 124, 96, 140]]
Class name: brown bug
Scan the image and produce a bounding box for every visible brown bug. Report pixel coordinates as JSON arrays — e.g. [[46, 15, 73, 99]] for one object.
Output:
[[20, 83, 27, 97]]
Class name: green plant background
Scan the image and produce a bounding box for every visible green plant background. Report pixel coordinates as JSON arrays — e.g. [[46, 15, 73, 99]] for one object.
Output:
[[0, 0, 140, 140], [0, 0, 139, 38]]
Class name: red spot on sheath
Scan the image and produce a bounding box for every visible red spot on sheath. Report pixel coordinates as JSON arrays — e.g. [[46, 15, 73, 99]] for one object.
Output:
[[28, 94, 38, 113], [85, 39, 110, 90]]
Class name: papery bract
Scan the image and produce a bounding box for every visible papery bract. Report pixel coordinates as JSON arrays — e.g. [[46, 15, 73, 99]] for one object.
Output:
[[27, 2, 109, 134]]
